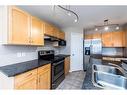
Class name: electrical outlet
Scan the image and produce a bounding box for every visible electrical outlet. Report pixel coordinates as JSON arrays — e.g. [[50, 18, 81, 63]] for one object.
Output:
[[17, 52, 22, 57], [22, 52, 26, 57]]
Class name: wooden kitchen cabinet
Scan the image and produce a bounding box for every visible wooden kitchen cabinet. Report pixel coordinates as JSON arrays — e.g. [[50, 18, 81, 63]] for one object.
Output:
[[37, 64, 51, 89], [92, 33, 101, 39], [0, 6, 65, 45], [44, 22, 54, 37], [14, 64, 51, 90], [0, 6, 44, 45], [14, 69, 38, 90], [8, 6, 30, 45], [53, 27, 60, 38], [85, 33, 101, 40], [64, 57, 70, 76], [102, 31, 125, 47], [53, 27, 65, 40], [102, 32, 112, 47], [123, 31, 126, 47], [59, 31, 65, 40], [31, 17, 44, 45], [112, 31, 124, 47], [84, 34, 93, 39], [15, 76, 37, 90]]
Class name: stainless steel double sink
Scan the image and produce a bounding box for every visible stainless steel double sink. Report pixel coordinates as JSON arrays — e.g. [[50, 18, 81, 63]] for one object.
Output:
[[92, 64, 127, 89]]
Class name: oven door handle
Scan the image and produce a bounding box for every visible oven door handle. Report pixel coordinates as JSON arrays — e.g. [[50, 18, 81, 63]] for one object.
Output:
[[52, 60, 64, 66]]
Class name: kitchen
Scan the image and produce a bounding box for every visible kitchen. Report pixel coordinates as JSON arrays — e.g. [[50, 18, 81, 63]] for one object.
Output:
[[0, 5, 127, 90]]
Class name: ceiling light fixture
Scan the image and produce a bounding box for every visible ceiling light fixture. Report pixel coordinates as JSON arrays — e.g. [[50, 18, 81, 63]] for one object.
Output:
[[74, 19, 78, 22], [57, 5, 79, 23], [116, 26, 120, 30], [95, 28, 98, 31], [95, 19, 120, 31], [104, 26, 109, 31]]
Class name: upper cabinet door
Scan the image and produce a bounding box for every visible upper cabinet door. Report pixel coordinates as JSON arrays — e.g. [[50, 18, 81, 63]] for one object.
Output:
[[53, 27, 59, 38], [112, 31, 125, 47], [44, 23, 54, 37], [102, 32, 112, 47], [59, 31, 65, 40], [102, 31, 125, 47], [84, 34, 93, 39], [92, 33, 101, 39], [31, 17, 44, 45], [122, 31, 126, 47], [9, 6, 30, 45], [37, 64, 51, 89]]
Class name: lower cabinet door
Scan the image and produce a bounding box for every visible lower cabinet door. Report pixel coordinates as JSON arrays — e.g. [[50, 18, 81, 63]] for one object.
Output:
[[38, 69, 51, 89], [14, 64, 51, 90], [15, 76, 37, 90], [64, 57, 70, 75]]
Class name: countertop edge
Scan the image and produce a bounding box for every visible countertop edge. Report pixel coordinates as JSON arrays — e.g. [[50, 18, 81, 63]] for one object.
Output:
[[0, 60, 51, 77]]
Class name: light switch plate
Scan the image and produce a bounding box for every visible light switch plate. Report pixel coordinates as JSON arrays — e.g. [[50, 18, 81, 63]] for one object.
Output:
[[22, 52, 26, 57], [17, 52, 22, 57]]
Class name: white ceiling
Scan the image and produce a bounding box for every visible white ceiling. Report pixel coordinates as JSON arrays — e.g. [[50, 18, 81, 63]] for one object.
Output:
[[18, 5, 127, 29]]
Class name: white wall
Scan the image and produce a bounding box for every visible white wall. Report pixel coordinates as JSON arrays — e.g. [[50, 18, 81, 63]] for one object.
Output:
[[59, 28, 72, 55], [60, 27, 83, 54]]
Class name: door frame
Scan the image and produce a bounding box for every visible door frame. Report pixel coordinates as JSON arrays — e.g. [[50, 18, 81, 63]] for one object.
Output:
[[70, 32, 83, 72]]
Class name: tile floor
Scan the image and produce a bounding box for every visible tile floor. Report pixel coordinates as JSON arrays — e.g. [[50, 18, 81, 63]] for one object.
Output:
[[56, 70, 86, 90]]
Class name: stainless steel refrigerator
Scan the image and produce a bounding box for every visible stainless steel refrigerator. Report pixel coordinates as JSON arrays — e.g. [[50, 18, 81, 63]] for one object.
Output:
[[83, 39, 102, 71]]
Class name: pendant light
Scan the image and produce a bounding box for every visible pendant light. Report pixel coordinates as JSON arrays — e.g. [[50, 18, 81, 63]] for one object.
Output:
[[95, 19, 120, 31]]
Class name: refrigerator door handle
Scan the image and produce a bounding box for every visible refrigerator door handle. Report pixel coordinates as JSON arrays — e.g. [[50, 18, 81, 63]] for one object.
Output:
[[90, 45, 92, 54]]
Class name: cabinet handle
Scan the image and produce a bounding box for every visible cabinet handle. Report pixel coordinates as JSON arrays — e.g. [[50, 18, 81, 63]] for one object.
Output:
[[39, 77, 40, 83], [29, 40, 31, 43], [26, 73, 32, 77], [29, 37, 31, 43]]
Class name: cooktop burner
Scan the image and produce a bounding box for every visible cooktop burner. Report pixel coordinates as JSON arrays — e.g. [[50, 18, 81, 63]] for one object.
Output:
[[50, 56, 65, 63]]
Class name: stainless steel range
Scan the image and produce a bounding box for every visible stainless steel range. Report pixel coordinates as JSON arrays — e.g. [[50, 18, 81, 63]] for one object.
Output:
[[38, 50, 65, 89]]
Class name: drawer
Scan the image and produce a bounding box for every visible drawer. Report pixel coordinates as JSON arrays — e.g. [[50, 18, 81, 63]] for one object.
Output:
[[14, 69, 37, 86], [38, 64, 51, 74]]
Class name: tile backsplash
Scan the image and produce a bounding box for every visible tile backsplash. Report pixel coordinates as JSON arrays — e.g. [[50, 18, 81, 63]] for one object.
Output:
[[0, 42, 61, 66], [102, 47, 124, 56], [0, 45, 38, 66], [37, 42, 61, 55]]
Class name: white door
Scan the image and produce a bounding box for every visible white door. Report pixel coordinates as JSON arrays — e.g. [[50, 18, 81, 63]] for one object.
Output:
[[70, 32, 83, 72]]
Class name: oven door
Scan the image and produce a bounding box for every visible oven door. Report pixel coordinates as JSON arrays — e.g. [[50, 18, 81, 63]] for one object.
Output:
[[52, 60, 64, 82]]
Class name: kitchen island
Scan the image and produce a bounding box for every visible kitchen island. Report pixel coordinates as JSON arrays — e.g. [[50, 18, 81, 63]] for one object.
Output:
[[82, 55, 123, 89], [82, 57, 102, 89]]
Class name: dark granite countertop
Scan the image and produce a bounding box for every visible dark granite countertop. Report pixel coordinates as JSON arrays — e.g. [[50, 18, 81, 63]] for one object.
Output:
[[121, 60, 127, 64], [91, 54, 127, 58], [0, 54, 70, 77], [0, 59, 51, 77], [82, 57, 102, 89], [102, 55, 127, 58]]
